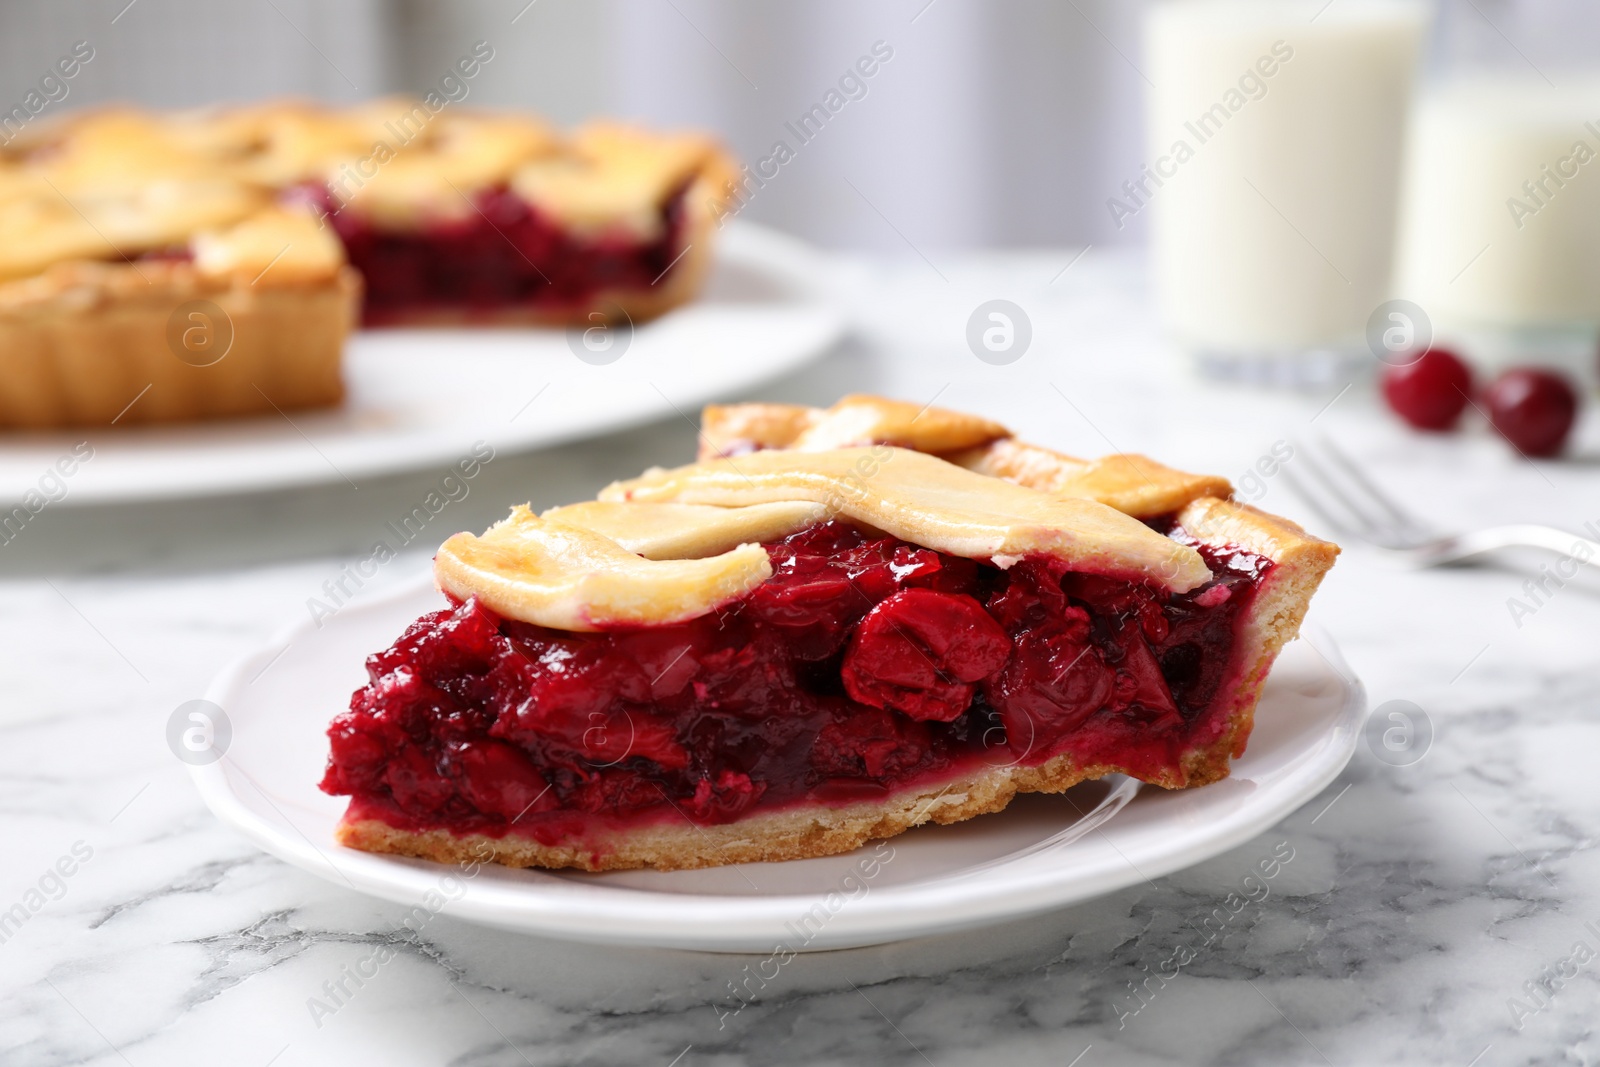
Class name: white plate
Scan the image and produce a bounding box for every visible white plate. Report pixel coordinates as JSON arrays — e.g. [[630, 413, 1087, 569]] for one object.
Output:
[[3, 222, 843, 506], [194, 576, 1364, 953]]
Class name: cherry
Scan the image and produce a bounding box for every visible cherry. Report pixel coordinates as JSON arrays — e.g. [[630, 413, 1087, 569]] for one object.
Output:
[[1485, 368, 1578, 458], [1381, 348, 1473, 431], [840, 589, 1011, 722], [685, 770, 765, 824]]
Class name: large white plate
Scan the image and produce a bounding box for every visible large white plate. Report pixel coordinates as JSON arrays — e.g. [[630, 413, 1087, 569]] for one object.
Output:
[[193, 576, 1364, 953], [2, 222, 843, 506]]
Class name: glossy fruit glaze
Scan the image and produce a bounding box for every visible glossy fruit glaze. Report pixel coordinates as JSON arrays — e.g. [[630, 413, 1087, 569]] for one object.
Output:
[[321, 520, 1273, 843], [289, 182, 689, 325]]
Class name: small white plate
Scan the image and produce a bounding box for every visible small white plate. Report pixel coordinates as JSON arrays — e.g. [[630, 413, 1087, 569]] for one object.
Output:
[[194, 576, 1364, 953], [3, 222, 843, 506]]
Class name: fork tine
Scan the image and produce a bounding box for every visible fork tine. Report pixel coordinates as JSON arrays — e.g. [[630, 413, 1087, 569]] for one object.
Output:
[[1314, 435, 1427, 535], [1277, 461, 1361, 539], [1285, 443, 1400, 544]]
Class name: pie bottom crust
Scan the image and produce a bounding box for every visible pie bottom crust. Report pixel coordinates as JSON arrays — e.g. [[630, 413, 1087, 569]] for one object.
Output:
[[0, 262, 359, 429], [360, 178, 721, 330], [336, 749, 1123, 873], [334, 497, 1337, 872]]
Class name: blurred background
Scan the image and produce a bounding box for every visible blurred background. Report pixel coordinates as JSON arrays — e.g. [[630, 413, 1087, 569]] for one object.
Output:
[[7, 0, 1600, 255]]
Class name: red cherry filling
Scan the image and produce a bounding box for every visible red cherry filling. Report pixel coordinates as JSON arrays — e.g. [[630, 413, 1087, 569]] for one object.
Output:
[[1381, 347, 1473, 431], [289, 182, 690, 325], [842, 589, 1012, 721], [1486, 367, 1578, 458], [322, 520, 1272, 841]]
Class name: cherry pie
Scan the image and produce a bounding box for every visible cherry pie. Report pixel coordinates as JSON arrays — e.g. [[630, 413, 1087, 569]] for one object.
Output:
[[0, 102, 735, 428], [321, 396, 1339, 871]]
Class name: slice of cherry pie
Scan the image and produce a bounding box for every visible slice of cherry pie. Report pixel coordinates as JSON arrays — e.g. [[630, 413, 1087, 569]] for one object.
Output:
[[0, 102, 735, 427], [321, 396, 1338, 871]]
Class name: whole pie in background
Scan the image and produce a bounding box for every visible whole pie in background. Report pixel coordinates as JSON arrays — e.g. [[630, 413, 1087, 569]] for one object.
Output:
[[0, 101, 737, 429], [319, 395, 1341, 872]]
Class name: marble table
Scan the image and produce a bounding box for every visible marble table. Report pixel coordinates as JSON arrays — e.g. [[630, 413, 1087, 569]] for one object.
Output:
[[4, 251, 1598, 1067]]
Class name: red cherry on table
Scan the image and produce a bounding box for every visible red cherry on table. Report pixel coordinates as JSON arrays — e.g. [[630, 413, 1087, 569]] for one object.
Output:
[[1381, 348, 1473, 430], [1485, 368, 1578, 458]]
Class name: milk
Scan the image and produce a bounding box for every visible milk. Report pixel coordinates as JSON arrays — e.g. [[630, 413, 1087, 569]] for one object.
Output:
[[1142, 0, 1428, 379], [1394, 76, 1600, 374]]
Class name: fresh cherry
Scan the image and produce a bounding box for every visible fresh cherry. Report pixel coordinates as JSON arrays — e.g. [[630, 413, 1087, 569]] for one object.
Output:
[[1380, 348, 1473, 431], [1485, 368, 1578, 458]]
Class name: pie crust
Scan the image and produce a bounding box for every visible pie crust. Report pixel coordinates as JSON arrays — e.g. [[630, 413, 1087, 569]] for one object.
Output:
[[0, 101, 737, 428], [325, 397, 1339, 871], [0, 257, 357, 429], [599, 448, 1215, 593], [700, 395, 1235, 516]]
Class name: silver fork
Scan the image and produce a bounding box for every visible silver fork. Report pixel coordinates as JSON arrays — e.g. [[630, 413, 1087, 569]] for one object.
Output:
[[1281, 438, 1600, 574]]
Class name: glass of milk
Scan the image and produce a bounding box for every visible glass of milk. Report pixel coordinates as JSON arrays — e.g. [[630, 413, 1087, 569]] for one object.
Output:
[[1393, 76, 1600, 385], [1143, 0, 1430, 386]]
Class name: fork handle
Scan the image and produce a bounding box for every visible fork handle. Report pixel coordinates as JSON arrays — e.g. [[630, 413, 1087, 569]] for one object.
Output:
[[1450, 524, 1600, 572]]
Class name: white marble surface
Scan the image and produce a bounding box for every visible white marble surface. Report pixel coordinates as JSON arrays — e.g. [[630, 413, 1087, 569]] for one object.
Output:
[[4, 250, 1599, 1067]]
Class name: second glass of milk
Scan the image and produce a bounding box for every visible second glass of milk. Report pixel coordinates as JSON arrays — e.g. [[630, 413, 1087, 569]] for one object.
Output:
[[1143, 0, 1429, 385], [1393, 77, 1600, 386]]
